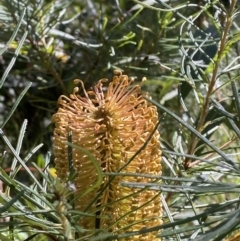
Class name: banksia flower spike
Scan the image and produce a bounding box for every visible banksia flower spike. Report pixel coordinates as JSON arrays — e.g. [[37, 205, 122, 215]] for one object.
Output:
[[52, 70, 162, 240]]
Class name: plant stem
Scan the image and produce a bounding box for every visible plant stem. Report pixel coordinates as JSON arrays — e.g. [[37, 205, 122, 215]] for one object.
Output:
[[185, 2, 236, 169]]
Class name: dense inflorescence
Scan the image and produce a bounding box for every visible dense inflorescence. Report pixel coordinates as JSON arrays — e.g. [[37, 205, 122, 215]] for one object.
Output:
[[52, 70, 162, 240]]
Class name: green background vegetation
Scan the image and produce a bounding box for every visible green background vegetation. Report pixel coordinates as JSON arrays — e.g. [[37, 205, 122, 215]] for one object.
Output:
[[1, 0, 240, 240]]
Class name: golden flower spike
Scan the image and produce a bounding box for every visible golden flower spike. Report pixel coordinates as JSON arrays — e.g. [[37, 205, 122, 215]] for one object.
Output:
[[52, 70, 162, 240]]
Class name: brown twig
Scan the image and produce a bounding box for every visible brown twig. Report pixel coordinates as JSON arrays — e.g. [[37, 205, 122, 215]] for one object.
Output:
[[184, 1, 236, 169]]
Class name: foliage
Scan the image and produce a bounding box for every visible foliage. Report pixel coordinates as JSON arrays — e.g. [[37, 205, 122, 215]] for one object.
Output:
[[1, 0, 240, 240]]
